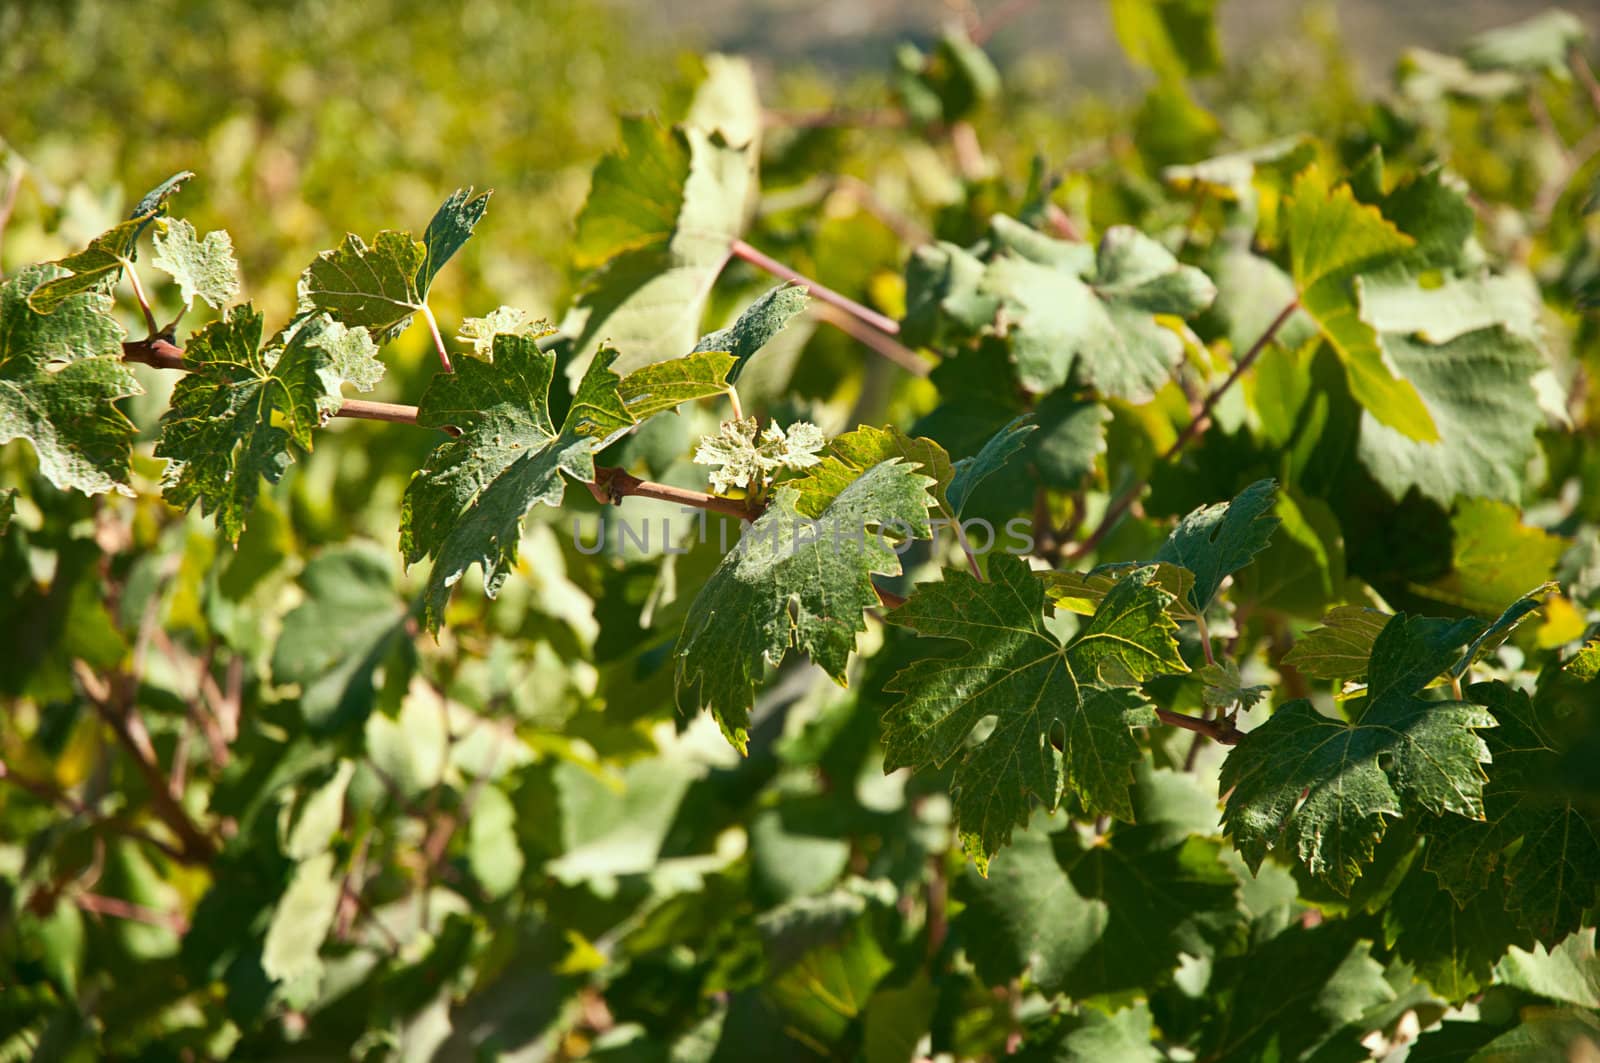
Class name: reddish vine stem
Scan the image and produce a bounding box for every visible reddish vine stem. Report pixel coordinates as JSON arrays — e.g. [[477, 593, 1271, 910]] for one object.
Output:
[[75, 891, 189, 933], [1066, 298, 1299, 561], [1575, 47, 1600, 115], [810, 302, 931, 377], [72, 660, 217, 863], [121, 338, 756, 518], [729, 238, 905, 338], [1156, 708, 1241, 746]]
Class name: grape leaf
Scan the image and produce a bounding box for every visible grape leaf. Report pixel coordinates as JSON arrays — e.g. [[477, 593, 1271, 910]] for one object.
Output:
[[691, 282, 809, 384], [271, 543, 410, 732], [297, 229, 426, 342], [1420, 499, 1566, 616], [400, 335, 632, 630], [0, 265, 140, 496], [298, 186, 488, 343], [1451, 580, 1557, 679], [1463, 9, 1587, 76], [417, 185, 491, 296], [1497, 930, 1600, 1008], [674, 459, 935, 752], [457, 305, 547, 359], [28, 171, 192, 312], [1425, 682, 1600, 944], [615, 351, 736, 422], [155, 306, 343, 543], [151, 218, 240, 309], [1355, 328, 1544, 507], [1198, 660, 1269, 712], [1109, 0, 1222, 79], [983, 225, 1216, 399], [959, 821, 1241, 997], [1015, 1004, 1161, 1063], [883, 557, 1187, 871], [1154, 478, 1280, 611], [571, 61, 758, 374], [27, 217, 150, 314], [789, 424, 954, 520], [260, 851, 341, 985], [1197, 923, 1396, 1061], [1041, 561, 1195, 618], [891, 29, 1001, 126], [901, 240, 994, 348], [1221, 613, 1494, 892], [947, 414, 1036, 517], [294, 314, 383, 396], [1030, 392, 1108, 490], [1286, 167, 1436, 441], [1282, 606, 1391, 681], [1384, 862, 1531, 1001]]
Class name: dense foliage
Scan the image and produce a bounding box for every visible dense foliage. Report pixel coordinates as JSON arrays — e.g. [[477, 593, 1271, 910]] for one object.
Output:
[[3, 1, 1600, 1059]]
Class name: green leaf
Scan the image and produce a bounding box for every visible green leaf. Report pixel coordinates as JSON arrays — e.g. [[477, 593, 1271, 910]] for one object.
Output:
[[272, 543, 409, 732], [151, 218, 241, 309], [401, 336, 632, 630], [282, 760, 354, 860], [1030, 392, 1108, 490], [128, 169, 195, 230], [615, 351, 736, 422], [1222, 613, 1494, 892], [1198, 660, 1269, 712], [884, 558, 1187, 870], [1197, 923, 1396, 1060], [261, 851, 341, 985], [0, 488, 13, 536], [691, 417, 823, 494], [416, 185, 491, 296], [28, 178, 185, 311], [297, 229, 428, 343], [1109, 0, 1222, 79], [1426, 682, 1600, 944], [984, 225, 1216, 398], [296, 313, 384, 395], [691, 282, 809, 384], [1041, 561, 1196, 618], [468, 784, 525, 899], [0, 265, 139, 496], [947, 415, 1036, 517], [1282, 606, 1391, 682], [572, 62, 758, 374], [1286, 167, 1436, 441], [35, 225, 143, 311], [155, 306, 343, 543], [891, 30, 1001, 126], [457, 305, 548, 359], [1421, 500, 1567, 618], [1463, 9, 1587, 76], [675, 460, 935, 750], [758, 887, 896, 1047], [1154, 478, 1280, 611], [1451, 582, 1556, 679], [1384, 862, 1532, 1001], [789, 424, 954, 520], [1016, 1003, 1162, 1063], [299, 186, 490, 346], [1464, 1008, 1600, 1060], [960, 821, 1240, 996], [1356, 328, 1544, 507], [1496, 930, 1600, 1008]]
